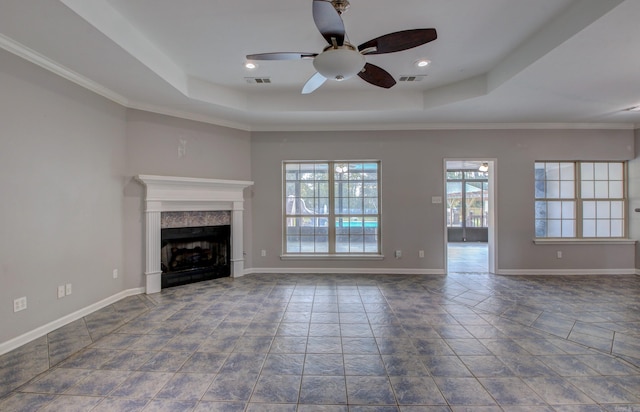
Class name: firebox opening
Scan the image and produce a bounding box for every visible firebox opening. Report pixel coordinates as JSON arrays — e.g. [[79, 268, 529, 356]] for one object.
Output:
[[160, 225, 230, 288]]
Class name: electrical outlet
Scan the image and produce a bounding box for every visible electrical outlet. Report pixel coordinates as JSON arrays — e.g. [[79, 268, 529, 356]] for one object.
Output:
[[113, 269, 118, 279], [557, 251, 563, 259], [13, 297, 27, 312], [395, 250, 402, 259], [65, 283, 72, 295], [178, 138, 187, 158], [419, 250, 425, 258], [261, 249, 266, 257], [57, 285, 66, 299]]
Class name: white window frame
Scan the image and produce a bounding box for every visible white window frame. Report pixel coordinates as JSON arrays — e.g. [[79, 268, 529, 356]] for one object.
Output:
[[534, 161, 627, 241], [282, 160, 382, 258]]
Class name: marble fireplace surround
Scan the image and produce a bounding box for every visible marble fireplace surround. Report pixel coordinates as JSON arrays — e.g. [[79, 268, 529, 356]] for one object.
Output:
[[136, 175, 253, 294]]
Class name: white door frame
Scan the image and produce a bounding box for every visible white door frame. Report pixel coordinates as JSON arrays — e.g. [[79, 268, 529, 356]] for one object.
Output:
[[443, 158, 497, 274]]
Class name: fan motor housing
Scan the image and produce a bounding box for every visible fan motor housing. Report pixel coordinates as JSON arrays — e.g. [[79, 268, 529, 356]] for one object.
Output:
[[331, 0, 350, 14]]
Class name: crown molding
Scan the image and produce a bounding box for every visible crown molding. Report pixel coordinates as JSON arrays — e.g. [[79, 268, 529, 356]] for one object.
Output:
[[247, 122, 637, 132], [0, 33, 256, 132], [0, 33, 129, 107], [1, 34, 637, 134]]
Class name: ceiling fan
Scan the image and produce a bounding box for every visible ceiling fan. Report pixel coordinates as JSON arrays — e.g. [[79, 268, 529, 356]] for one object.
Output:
[[246, 0, 437, 94]]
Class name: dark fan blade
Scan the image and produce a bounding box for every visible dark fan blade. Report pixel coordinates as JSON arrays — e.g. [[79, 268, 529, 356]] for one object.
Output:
[[302, 72, 327, 94], [312, 0, 345, 46], [358, 28, 437, 55], [246, 52, 317, 60], [357, 63, 396, 89]]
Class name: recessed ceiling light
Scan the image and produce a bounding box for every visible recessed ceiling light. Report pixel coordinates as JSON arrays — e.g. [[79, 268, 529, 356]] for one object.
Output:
[[245, 62, 258, 70], [415, 59, 431, 68]]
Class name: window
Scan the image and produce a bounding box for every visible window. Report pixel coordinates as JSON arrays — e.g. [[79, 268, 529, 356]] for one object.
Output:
[[446, 170, 489, 229], [535, 161, 625, 238], [284, 161, 380, 255]]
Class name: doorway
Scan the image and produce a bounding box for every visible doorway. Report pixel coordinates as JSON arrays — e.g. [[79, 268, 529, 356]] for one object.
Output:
[[444, 159, 496, 274]]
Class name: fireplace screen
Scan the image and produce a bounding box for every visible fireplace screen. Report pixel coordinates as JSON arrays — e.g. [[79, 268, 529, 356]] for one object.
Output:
[[160, 225, 230, 288]]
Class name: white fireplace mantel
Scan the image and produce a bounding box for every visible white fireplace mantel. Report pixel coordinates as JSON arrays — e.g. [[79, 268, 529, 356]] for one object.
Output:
[[136, 175, 253, 294]]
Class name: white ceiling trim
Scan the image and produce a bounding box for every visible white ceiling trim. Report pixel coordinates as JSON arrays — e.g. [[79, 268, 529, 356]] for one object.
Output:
[[0, 33, 129, 106], [60, 0, 190, 96], [0, 32, 254, 131], [3, 0, 638, 132], [52, 0, 494, 117], [60, 0, 452, 116], [247, 122, 635, 133], [0, 30, 633, 133], [1, 29, 636, 132], [61, 0, 251, 112]]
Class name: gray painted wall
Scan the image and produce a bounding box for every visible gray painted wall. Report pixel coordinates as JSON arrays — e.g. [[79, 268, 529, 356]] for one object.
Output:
[[629, 129, 640, 271], [251, 129, 636, 272], [1, 44, 637, 350], [0, 49, 127, 343], [0, 50, 253, 346], [122, 110, 252, 290]]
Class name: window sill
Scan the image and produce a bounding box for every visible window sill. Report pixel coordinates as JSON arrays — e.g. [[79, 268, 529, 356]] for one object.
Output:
[[533, 238, 636, 245], [281, 254, 385, 261]]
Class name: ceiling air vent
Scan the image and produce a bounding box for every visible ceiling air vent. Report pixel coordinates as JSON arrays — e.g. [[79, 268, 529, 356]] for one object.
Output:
[[398, 75, 426, 82], [245, 77, 272, 84]]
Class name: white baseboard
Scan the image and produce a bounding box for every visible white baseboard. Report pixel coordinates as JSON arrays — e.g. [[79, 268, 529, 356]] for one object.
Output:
[[496, 269, 637, 276], [0, 287, 145, 356], [246, 267, 637, 277], [244, 268, 446, 276]]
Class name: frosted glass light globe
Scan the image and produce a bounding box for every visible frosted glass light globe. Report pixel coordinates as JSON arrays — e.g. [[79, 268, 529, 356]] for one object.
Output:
[[313, 47, 365, 81]]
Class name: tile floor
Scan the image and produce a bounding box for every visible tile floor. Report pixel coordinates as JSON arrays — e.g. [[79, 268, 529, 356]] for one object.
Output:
[[1, 271, 639, 411]]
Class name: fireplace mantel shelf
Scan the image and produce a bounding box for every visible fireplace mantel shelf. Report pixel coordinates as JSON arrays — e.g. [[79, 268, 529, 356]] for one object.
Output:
[[137, 175, 253, 190], [136, 175, 254, 293], [136, 175, 254, 211]]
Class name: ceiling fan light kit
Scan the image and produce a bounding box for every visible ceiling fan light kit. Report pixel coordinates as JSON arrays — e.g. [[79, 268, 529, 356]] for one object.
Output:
[[313, 45, 365, 80], [246, 0, 437, 94]]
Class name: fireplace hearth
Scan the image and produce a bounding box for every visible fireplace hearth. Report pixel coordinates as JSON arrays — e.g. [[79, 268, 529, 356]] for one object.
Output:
[[161, 225, 230, 288]]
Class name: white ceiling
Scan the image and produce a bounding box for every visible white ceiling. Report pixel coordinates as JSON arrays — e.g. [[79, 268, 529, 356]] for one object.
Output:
[[1, 0, 639, 131]]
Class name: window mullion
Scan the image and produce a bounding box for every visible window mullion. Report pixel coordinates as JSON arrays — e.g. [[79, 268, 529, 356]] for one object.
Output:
[[328, 161, 336, 254], [622, 162, 628, 238], [575, 162, 582, 238]]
